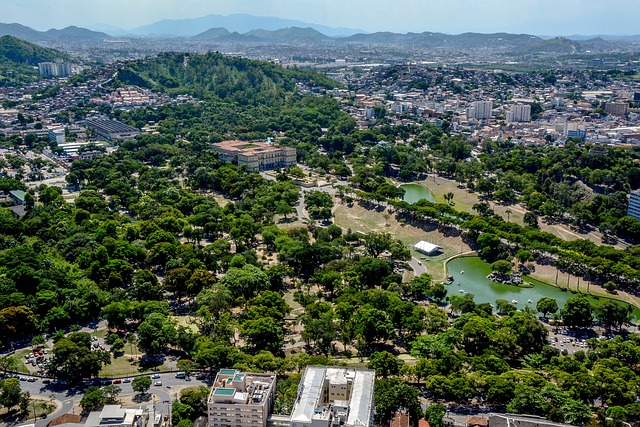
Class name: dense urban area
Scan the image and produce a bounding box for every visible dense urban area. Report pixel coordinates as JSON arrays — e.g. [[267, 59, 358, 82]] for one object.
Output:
[[0, 17, 640, 427]]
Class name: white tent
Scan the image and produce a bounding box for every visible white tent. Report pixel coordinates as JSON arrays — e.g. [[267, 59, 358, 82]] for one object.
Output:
[[414, 240, 441, 255]]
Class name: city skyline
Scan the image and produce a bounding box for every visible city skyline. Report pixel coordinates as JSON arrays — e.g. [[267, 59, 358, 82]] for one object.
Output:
[[3, 0, 639, 36]]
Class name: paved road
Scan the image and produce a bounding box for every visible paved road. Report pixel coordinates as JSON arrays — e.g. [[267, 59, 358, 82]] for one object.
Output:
[[408, 257, 427, 276], [16, 372, 210, 425]]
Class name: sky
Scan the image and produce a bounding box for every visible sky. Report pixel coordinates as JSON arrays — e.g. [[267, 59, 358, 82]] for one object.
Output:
[[3, 0, 639, 36]]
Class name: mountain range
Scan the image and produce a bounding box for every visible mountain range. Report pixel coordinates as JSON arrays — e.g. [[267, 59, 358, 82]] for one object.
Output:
[[1, 16, 639, 51], [0, 23, 112, 42]]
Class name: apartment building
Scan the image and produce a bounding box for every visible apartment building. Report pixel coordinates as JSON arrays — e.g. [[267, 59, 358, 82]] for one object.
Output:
[[629, 190, 640, 221], [506, 104, 531, 122], [605, 102, 629, 116], [212, 140, 297, 171], [207, 369, 276, 427], [289, 366, 375, 427], [467, 101, 493, 120], [38, 60, 72, 77]]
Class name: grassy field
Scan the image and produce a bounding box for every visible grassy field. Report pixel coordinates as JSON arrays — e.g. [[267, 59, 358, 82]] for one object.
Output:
[[333, 201, 472, 281], [408, 176, 623, 249]]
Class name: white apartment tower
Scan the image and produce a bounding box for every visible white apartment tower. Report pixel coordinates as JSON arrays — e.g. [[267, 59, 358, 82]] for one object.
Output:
[[507, 104, 531, 122], [467, 101, 493, 120]]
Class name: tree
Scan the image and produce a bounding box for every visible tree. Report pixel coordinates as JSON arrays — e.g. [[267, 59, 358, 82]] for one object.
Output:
[[241, 316, 284, 355], [304, 190, 333, 220], [132, 376, 152, 395], [595, 301, 632, 331], [491, 260, 513, 275], [536, 298, 558, 319], [367, 351, 403, 378], [137, 313, 176, 356], [48, 332, 111, 383], [0, 378, 24, 410], [374, 378, 422, 424], [425, 404, 446, 427], [524, 212, 539, 228], [444, 192, 454, 205], [561, 295, 592, 328], [505, 209, 512, 222], [221, 264, 270, 301], [179, 386, 210, 414]]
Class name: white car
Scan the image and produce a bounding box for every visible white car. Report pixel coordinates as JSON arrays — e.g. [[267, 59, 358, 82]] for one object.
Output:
[[154, 381, 162, 386], [151, 373, 161, 379]]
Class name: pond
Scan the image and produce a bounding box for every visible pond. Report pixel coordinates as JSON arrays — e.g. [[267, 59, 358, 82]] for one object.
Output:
[[400, 183, 435, 204], [446, 256, 640, 322]]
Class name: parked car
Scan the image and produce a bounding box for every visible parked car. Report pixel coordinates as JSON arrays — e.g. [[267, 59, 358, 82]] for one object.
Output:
[[151, 373, 161, 379], [154, 381, 162, 386]]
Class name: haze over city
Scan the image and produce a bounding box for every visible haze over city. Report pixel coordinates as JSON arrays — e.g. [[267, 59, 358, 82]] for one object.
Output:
[[3, 0, 639, 36]]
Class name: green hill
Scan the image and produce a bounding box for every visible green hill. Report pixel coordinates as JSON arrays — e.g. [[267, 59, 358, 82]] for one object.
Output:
[[114, 51, 338, 105], [0, 35, 68, 86]]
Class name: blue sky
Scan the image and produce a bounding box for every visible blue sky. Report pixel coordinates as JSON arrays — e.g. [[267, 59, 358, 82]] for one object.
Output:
[[3, 0, 638, 35]]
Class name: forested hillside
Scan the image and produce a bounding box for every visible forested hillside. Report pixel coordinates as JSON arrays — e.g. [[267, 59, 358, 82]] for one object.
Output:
[[115, 51, 338, 104], [0, 35, 67, 86]]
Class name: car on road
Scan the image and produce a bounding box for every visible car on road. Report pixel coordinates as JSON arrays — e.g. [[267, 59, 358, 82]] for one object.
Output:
[[123, 378, 131, 383], [112, 379, 122, 384], [151, 373, 161, 379], [154, 381, 162, 386], [27, 377, 36, 382]]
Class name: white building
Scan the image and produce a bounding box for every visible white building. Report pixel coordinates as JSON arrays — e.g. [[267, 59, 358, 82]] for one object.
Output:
[[629, 190, 640, 221], [48, 126, 66, 144], [38, 60, 72, 77], [467, 101, 493, 120], [207, 369, 276, 427], [506, 104, 531, 122], [84, 405, 145, 427], [289, 366, 375, 427]]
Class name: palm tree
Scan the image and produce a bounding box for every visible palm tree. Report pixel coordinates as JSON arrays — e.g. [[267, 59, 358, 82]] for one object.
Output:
[[444, 192, 454, 205], [505, 208, 512, 222]]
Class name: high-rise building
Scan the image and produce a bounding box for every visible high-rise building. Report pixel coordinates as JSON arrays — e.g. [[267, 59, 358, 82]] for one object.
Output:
[[38, 59, 72, 77], [467, 101, 493, 120], [628, 190, 640, 221], [506, 104, 531, 122], [207, 369, 276, 427], [290, 366, 375, 427], [604, 102, 629, 116]]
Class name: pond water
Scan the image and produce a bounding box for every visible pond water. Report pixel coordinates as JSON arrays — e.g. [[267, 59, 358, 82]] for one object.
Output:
[[446, 256, 640, 322], [400, 184, 435, 204]]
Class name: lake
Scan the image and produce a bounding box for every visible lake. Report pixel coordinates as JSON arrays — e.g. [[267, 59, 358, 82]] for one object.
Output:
[[400, 183, 435, 204], [446, 256, 640, 321]]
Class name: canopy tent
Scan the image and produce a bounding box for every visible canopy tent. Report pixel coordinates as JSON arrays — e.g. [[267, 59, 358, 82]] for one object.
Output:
[[414, 240, 441, 255]]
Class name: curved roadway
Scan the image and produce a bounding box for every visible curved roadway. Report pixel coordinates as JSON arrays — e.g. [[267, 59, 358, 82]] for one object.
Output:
[[15, 373, 209, 427]]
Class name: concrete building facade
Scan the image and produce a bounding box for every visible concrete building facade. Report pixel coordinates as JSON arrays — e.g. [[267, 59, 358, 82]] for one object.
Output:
[[38, 60, 72, 77], [212, 140, 297, 172], [207, 369, 276, 427], [506, 104, 531, 122], [289, 366, 375, 427], [605, 102, 629, 116], [628, 190, 640, 221], [467, 101, 493, 120]]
